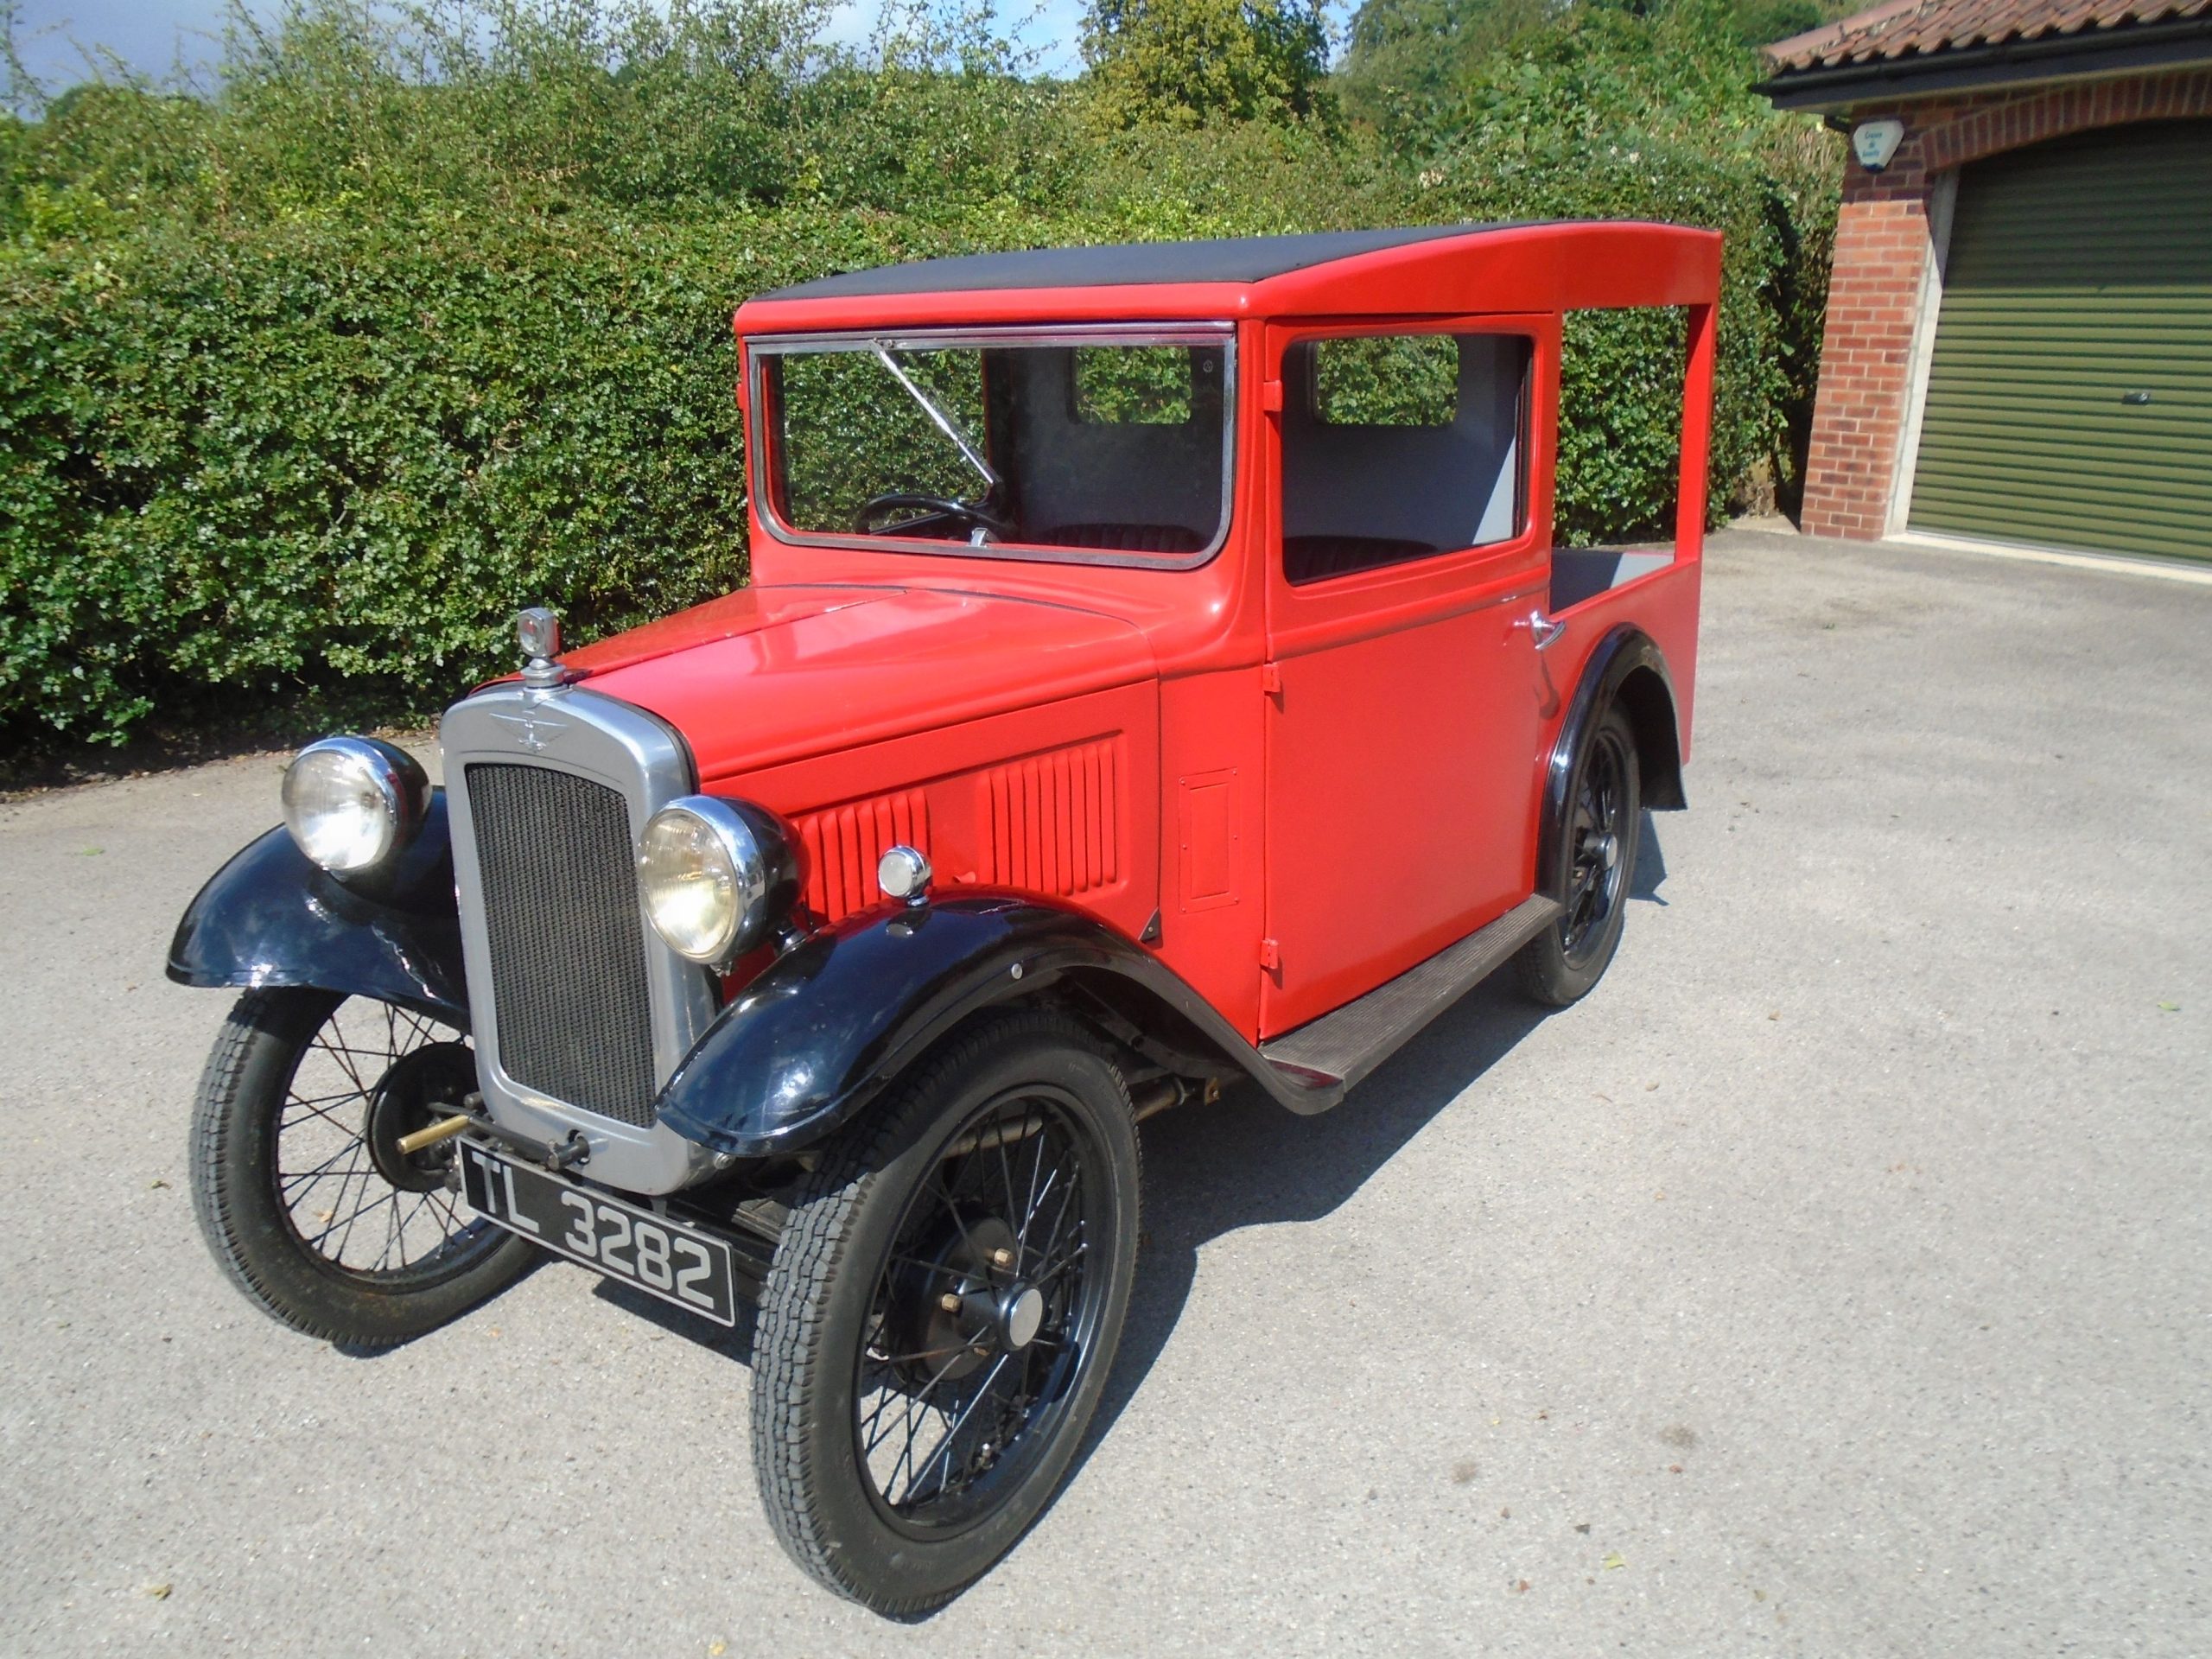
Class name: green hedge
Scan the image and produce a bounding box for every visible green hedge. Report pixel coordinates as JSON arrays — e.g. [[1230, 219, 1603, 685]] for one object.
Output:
[[3, 211, 752, 741], [0, 182, 1829, 753]]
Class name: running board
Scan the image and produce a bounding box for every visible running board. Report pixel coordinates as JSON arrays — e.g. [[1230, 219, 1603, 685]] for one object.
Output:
[[1259, 895, 1560, 1092]]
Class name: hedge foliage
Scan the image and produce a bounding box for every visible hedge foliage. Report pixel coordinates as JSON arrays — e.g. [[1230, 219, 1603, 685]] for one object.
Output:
[[0, 0, 1839, 754]]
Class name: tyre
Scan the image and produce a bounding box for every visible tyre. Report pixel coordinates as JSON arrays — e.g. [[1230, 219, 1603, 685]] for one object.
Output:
[[189, 987, 534, 1347], [750, 1009, 1141, 1615], [1516, 704, 1642, 1007]]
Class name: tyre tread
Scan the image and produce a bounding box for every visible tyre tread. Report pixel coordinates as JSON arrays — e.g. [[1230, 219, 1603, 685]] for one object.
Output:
[[189, 989, 372, 1344]]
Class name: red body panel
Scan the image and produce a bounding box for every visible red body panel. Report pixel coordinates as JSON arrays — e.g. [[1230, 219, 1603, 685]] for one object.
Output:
[[1261, 551, 1548, 1031], [1156, 668, 1269, 1033], [584, 587, 1154, 780], [569, 221, 1719, 1045], [711, 683, 1161, 944]]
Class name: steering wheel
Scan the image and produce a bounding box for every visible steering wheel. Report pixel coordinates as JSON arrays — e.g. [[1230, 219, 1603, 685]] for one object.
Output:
[[852, 493, 1013, 539]]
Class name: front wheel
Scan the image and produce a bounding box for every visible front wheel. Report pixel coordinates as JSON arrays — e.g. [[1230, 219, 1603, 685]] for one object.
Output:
[[188, 987, 535, 1347], [1516, 704, 1642, 1007], [750, 1010, 1141, 1615]]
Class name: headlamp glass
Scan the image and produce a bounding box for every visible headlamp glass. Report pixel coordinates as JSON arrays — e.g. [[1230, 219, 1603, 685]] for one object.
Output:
[[639, 797, 801, 966], [281, 738, 417, 874]]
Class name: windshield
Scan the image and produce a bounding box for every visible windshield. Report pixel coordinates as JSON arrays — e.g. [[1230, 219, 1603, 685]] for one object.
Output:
[[755, 330, 1235, 565]]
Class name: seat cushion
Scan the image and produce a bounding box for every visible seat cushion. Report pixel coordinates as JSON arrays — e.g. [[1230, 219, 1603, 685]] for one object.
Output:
[[1033, 522, 1206, 555]]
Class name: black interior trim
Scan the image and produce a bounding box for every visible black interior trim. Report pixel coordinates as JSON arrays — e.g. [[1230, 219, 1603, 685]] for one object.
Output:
[[1035, 522, 1206, 554], [1283, 534, 1444, 584]]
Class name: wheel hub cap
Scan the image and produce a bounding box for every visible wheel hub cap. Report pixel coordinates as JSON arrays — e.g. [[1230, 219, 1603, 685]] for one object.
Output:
[[893, 1214, 1028, 1383], [1001, 1285, 1046, 1351]]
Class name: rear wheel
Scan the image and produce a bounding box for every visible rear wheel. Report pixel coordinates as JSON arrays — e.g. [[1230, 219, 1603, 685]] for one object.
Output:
[[1517, 705, 1642, 1007], [750, 1010, 1141, 1615], [188, 987, 534, 1347]]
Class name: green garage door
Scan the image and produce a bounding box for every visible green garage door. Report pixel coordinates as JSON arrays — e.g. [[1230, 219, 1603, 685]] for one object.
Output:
[[1910, 119, 2212, 563]]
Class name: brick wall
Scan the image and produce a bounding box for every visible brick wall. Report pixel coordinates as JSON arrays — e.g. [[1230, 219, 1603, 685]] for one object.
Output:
[[1799, 67, 2212, 540]]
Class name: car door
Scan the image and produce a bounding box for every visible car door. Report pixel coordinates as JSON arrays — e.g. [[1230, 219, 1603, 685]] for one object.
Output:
[[1260, 316, 1553, 1037]]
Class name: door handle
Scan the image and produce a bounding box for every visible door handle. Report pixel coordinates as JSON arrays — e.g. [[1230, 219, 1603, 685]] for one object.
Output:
[[1518, 608, 1567, 651]]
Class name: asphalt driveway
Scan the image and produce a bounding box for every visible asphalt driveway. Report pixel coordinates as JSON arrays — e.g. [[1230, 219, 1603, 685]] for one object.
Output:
[[3, 528, 2206, 1656]]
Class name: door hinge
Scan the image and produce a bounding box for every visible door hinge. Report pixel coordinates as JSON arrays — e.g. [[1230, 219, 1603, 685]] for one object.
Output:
[[1261, 378, 1284, 413], [1260, 662, 1282, 696], [1259, 938, 1281, 971]]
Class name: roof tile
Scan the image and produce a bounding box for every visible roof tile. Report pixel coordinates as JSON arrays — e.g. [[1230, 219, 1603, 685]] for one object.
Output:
[[1763, 0, 2209, 73]]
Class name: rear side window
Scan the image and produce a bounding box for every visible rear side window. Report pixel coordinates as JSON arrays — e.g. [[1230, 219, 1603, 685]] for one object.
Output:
[[1553, 307, 1688, 548], [1281, 332, 1530, 583], [1547, 306, 1689, 614]]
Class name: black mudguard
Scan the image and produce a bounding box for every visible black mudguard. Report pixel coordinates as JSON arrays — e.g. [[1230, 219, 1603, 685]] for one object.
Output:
[[1538, 626, 1686, 895], [656, 893, 1330, 1160], [165, 792, 469, 1027]]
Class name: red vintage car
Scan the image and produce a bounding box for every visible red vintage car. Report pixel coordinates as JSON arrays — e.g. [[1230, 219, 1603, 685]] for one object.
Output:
[[170, 222, 1717, 1612]]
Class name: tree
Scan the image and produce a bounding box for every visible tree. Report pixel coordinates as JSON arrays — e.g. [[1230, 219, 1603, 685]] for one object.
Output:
[[1337, 0, 1552, 140], [1082, 0, 1335, 130]]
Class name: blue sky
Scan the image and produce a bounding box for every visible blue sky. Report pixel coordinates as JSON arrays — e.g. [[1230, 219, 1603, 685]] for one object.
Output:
[[16, 0, 236, 87], [10, 0, 1091, 92]]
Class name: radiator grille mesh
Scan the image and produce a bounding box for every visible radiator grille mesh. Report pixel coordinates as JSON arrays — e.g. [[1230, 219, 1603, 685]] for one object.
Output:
[[465, 762, 658, 1126]]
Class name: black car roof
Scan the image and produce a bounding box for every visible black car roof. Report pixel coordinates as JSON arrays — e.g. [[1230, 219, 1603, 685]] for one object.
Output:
[[758, 224, 1519, 300]]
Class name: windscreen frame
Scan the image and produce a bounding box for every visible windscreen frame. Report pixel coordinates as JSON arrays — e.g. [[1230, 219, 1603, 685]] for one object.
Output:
[[747, 321, 1240, 571]]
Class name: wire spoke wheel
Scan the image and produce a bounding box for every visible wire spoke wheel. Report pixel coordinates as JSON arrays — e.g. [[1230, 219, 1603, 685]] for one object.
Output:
[[853, 1086, 1107, 1532], [190, 987, 534, 1347], [751, 1010, 1141, 1615], [1517, 704, 1642, 1007]]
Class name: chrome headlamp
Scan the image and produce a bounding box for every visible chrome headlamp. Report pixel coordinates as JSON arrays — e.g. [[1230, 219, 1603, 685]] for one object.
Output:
[[638, 796, 801, 966], [280, 737, 429, 874]]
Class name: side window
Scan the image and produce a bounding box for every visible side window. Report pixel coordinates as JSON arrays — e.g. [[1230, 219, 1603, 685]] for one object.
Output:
[[1281, 332, 1530, 584], [1549, 307, 1689, 613]]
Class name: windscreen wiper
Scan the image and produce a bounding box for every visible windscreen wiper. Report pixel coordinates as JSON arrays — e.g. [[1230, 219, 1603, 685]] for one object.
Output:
[[871, 343, 1002, 495]]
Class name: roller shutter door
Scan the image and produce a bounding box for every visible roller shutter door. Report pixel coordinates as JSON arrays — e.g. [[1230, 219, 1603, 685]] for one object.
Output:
[[1909, 119, 2212, 563]]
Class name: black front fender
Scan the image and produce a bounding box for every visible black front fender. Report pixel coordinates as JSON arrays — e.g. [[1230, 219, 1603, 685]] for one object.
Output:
[[165, 792, 468, 1027], [656, 893, 1330, 1160]]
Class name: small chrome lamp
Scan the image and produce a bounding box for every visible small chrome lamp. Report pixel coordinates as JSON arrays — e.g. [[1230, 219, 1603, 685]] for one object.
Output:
[[878, 845, 933, 907]]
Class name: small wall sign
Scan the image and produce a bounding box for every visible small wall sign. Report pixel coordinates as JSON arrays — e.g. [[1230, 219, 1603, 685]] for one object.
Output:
[[1852, 118, 1905, 173]]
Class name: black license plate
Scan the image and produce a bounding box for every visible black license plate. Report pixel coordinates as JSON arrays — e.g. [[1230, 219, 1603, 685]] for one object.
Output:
[[459, 1142, 740, 1326]]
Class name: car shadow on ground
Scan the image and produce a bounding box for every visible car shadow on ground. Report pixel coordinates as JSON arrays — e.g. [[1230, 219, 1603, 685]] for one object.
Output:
[[1632, 807, 1668, 904], [1086, 976, 1552, 1456], [590, 1249, 762, 1358]]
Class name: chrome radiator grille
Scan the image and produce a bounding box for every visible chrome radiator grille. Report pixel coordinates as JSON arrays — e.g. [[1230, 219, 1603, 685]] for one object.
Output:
[[464, 761, 658, 1127]]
